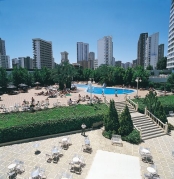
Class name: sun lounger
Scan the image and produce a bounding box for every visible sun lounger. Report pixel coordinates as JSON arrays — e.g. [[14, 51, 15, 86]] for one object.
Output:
[[169, 111, 174, 117]]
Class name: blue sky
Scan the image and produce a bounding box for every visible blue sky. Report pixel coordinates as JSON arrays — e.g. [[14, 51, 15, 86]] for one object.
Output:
[[0, 0, 171, 64]]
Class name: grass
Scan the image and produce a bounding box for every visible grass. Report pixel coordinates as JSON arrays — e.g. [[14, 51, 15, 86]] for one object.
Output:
[[132, 95, 174, 114], [0, 104, 108, 129]]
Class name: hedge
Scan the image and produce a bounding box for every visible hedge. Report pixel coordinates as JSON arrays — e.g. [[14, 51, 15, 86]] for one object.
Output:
[[0, 104, 107, 143]]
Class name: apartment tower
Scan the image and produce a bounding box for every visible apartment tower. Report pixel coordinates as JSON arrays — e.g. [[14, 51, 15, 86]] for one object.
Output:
[[77, 42, 89, 68], [32, 38, 53, 69], [158, 44, 164, 61], [61, 51, 69, 63], [144, 32, 159, 69], [0, 38, 6, 56], [97, 36, 113, 67], [137, 33, 148, 66], [167, 0, 174, 69]]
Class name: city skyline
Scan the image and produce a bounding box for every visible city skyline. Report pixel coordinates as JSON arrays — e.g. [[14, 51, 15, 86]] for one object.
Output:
[[0, 0, 171, 64]]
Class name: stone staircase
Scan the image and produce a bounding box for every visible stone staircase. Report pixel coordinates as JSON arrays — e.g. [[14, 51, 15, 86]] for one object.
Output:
[[114, 101, 166, 140], [115, 101, 136, 113], [131, 113, 166, 140]]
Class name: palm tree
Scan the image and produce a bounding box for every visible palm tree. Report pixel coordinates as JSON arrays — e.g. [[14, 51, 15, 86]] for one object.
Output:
[[52, 62, 76, 90]]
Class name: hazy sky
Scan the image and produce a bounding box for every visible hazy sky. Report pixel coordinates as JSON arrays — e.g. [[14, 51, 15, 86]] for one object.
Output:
[[0, 0, 171, 64]]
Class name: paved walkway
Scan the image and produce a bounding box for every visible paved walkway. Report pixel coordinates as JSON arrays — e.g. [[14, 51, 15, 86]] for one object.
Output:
[[0, 129, 174, 179]]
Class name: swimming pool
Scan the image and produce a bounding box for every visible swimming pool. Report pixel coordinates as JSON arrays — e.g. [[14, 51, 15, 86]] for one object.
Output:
[[74, 84, 135, 95]]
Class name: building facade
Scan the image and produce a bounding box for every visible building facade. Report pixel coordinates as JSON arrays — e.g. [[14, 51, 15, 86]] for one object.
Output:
[[94, 59, 98, 69], [61, 51, 69, 63], [137, 33, 148, 66], [132, 59, 137, 68], [12, 57, 33, 69], [144, 32, 159, 69], [0, 55, 10, 69], [33, 38, 53, 69], [77, 42, 89, 62], [97, 36, 113, 66], [124, 62, 133, 69], [158, 44, 164, 61], [0, 38, 6, 56], [167, 0, 174, 69]]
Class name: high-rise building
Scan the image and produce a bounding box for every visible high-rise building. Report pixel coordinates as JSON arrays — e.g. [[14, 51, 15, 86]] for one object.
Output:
[[88, 52, 95, 69], [77, 42, 89, 62], [12, 57, 33, 69], [94, 59, 98, 69], [61, 51, 69, 63], [33, 38, 53, 69], [158, 44, 164, 61], [167, 0, 174, 69], [97, 36, 113, 66], [0, 38, 6, 56], [115, 61, 122, 67], [132, 59, 137, 68], [12, 58, 19, 68], [144, 32, 159, 69], [0, 55, 10, 69], [24, 56, 33, 69], [124, 62, 133, 69], [137, 33, 148, 66]]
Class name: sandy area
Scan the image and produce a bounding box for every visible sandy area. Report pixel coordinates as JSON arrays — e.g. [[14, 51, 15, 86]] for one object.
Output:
[[0, 83, 149, 113]]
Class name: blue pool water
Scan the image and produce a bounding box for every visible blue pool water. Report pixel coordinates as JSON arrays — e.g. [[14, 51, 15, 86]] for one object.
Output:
[[74, 84, 135, 95]]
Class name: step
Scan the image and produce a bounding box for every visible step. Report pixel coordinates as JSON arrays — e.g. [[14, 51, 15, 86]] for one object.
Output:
[[140, 124, 158, 130], [133, 120, 154, 126], [132, 117, 150, 123], [142, 130, 164, 137], [142, 133, 165, 140], [142, 127, 163, 134]]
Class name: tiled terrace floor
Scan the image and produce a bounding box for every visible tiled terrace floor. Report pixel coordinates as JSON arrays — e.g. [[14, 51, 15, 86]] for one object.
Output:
[[0, 129, 174, 179]]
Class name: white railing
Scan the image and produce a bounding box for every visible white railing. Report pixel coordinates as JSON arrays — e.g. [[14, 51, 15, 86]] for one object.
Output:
[[145, 108, 168, 134], [126, 96, 138, 111], [134, 125, 142, 139]]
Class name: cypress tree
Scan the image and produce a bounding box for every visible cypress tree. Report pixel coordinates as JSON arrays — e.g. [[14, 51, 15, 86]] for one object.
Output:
[[118, 105, 133, 136], [104, 100, 120, 133]]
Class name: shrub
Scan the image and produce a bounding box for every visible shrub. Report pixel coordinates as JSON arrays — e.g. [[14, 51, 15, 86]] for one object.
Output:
[[102, 130, 112, 139], [168, 123, 174, 132], [118, 105, 133, 136], [123, 130, 141, 144]]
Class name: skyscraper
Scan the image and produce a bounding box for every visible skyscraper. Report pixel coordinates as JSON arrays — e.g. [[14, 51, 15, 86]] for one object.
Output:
[[97, 36, 113, 67], [158, 44, 164, 61], [33, 38, 53, 69], [77, 42, 89, 69], [0, 55, 10, 69], [61, 51, 69, 63], [137, 33, 148, 66], [88, 52, 95, 69], [77, 42, 89, 62], [144, 32, 159, 69], [0, 38, 6, 56], [167, 0, 174, 69]]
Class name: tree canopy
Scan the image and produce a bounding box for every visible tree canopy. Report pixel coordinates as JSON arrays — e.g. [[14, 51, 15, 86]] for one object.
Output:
[[157, 57, 167, 70]]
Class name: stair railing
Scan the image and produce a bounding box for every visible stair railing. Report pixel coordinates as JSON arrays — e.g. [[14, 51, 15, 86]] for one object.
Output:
[[145, 107, 168, 134], [134, 125, 142, 139], [126, 95, 138, 111]]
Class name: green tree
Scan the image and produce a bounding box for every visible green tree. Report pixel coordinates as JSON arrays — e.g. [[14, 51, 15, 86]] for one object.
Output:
[[144, 91, 158, 113], [167, 73, 174, 84], [118, 105, 133, 136], [104, 100, 120, 133], [40, 67, 52, 85], [33, 69, 42, 83], [123, 68, 133, 86], [0, 67, 8, 88], [52, 62, 76, 90], [146, 65, 153, 70], [154, 101, 168, 123], [12, 67, 28, 86], [157, 57, 167, 70], [132, 66, 150, 88]]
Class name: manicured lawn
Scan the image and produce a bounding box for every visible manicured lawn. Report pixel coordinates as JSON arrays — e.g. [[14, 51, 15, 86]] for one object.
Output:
[[0, 104, 108, 129]]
